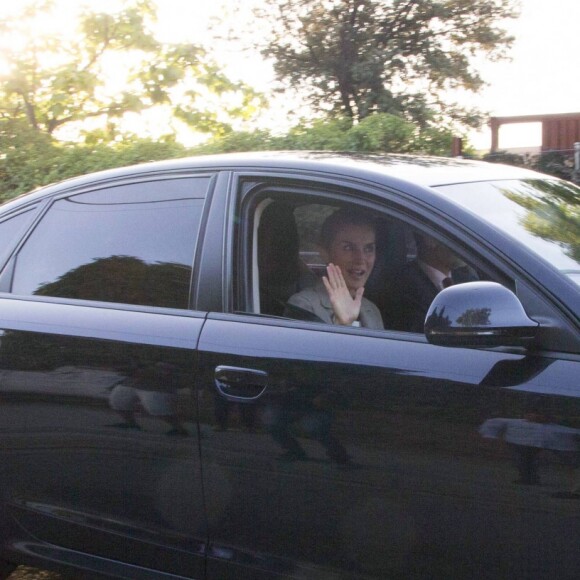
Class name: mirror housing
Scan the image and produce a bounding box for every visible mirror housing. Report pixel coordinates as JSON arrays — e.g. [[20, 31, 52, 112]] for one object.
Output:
[[424, 282, 539, 348]]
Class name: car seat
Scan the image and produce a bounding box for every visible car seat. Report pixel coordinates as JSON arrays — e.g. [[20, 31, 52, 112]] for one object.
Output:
[[258, 202, 316, 317]]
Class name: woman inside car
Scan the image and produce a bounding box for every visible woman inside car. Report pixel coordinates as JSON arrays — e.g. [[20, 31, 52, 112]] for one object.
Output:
[[285, 208, 383, 329]]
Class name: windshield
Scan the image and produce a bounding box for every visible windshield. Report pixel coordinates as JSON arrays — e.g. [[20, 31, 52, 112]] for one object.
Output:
[[435, 179, 580, 285]]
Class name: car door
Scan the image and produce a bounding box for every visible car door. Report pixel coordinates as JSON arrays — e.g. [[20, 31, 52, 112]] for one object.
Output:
[[197, 173, 580, 580], [0, 173, 215, 579]]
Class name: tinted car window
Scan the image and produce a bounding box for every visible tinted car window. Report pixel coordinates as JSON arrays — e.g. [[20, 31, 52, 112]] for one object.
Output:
[[11, 178, 208, 308], [436, 179, 580, 284]]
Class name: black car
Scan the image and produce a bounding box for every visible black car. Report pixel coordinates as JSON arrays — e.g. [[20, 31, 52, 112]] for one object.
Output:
[[0, 152, 578, 579]]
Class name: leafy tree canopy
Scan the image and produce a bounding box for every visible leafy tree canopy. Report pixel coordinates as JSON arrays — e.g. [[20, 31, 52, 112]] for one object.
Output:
[[0, 0, 264, 140], [255, 0, 517, 127]]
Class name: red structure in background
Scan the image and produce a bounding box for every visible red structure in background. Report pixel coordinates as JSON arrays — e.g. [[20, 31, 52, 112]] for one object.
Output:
[[490, 112, 580, 152]]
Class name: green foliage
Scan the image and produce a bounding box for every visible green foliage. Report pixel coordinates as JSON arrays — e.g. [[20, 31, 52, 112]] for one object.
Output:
[[1, 107, 468, 202], [0, 130, 187, 201], [483, 150, 525, 166], [41, 139, 188, 186], [194, 113, 462, 157], [256, 0, 517, 127], [413, 127, 456, 157], [345, 114, 414, 152], [195, 129, 284, 154], [0, 0, 263, 139], [0, 0, 483, 201], [284, 118, 354, 150], [0, 119, 61, 200]]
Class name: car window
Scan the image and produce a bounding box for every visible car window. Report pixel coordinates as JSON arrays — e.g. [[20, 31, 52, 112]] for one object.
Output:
[[436, 179, 580, 286], [10, 177, 209, 309], [246, 189, 487, 333]]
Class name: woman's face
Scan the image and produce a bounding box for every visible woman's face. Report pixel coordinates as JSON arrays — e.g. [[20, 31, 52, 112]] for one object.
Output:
[[326, 223, 376, 293]]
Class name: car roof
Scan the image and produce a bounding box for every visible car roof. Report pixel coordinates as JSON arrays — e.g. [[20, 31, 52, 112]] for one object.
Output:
[[186, 151, 541, 187], [123, 151, 543, 187], [4, 151, 549, 209]]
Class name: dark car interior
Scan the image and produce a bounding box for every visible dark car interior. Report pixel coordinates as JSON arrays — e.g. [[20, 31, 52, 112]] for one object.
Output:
[[255, 196, 484, 332]]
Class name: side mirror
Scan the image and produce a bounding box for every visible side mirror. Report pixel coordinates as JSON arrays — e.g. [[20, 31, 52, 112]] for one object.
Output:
[[424, 281, 539, 348]]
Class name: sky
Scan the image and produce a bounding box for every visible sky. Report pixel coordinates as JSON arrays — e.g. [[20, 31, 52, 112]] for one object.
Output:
[[1, 0, 579, 151], [465, 0, 580, 149]]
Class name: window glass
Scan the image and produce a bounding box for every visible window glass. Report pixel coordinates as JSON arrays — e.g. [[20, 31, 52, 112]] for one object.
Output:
[[436, 179, 580, 285], [12, 178, 208, 308]]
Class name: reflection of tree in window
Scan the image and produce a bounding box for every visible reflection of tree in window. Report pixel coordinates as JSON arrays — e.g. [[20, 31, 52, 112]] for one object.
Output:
[[456, 308, 491, 327], [34, 255, 191, 309], [503, 180, 579, 262], [10, 179, 205, 298]]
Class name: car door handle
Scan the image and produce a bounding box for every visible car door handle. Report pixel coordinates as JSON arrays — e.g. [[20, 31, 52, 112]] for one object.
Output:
[[214, 366, 268, 401]]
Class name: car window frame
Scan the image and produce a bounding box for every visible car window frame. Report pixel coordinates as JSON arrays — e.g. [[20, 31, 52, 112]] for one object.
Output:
[[231, 173, 518, 336], [0, 205, 40, 277]]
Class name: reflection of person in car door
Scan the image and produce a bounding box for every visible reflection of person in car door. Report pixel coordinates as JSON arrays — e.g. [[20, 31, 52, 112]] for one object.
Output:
[[265, 379, 352, 465], [286, 208, 383, 329], [479, 410, 580, 488], [108, 361, 189, 436]]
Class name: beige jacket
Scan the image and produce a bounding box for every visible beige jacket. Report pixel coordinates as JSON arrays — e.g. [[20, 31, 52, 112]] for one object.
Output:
[[286, 282, 383, 330]]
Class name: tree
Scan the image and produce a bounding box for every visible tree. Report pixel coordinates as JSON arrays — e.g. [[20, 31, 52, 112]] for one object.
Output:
[[256, 0, 517, 127], [0, 0, 263, 141]]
